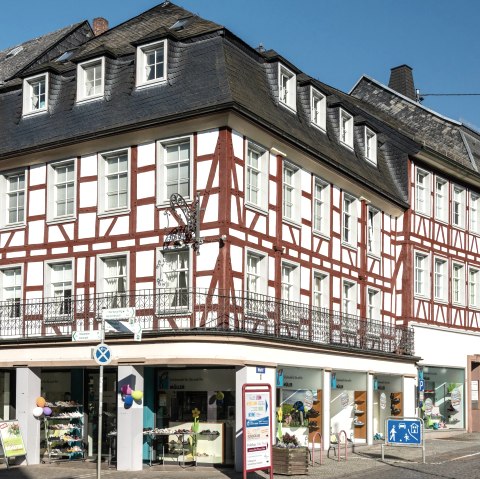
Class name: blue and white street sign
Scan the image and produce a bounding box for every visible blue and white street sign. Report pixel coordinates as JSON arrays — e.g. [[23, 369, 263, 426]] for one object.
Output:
[[386, 418, 422, 445], [94, 343, 112, 365], [419, 379, 425, 392]]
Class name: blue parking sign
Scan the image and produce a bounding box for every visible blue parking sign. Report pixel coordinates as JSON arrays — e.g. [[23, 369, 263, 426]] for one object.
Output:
[[386, 418, 422, 446], [419, 379, 425, 392]]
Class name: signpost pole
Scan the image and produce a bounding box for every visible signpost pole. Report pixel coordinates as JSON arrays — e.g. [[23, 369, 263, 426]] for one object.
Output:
[[97, 311, 105, 479]]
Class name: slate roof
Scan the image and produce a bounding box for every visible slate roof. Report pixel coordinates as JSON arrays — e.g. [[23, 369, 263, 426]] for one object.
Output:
[[351, 75, 480, 176], [0, 1, 421, 209], [0, 22, 92, 84]]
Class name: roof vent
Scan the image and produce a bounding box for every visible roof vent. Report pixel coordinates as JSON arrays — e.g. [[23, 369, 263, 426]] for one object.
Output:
[[256, 43, 266, 53], [6, 46, 23, 58], [170, 16, 192, 31], [93, 17, 109, 36], [56, 50, 75, 63], [388, 64, 416, 101]]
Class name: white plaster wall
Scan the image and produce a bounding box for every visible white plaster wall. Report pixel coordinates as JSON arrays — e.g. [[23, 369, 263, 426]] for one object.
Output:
[[136, 250, 154, 278], [203, 193, 218, 223], [269, 180, 277, 206], [230, 245, 243, 273], [110, 216, 130, 236], [197, 129, 219, 156], [79, 182, 97, 208], [29, 190, 45, 216], [235, 164, 244, 192], [136, 204, 154, 232], [28, 221, 44, 244], [137, 142, 155, 167], [197, 242, 218, 272], [197, 160, 212, 190], [231, 130, 243, 159], [77, 257, 86, 283], [99, 218, 114, 237], [78, 213, 96, 239], [29, 164, 46, 185], [136, 171, 155, 199], [80, 154, 97, 177], [230, 197, 238, 224], [27, 262, 43, 287]]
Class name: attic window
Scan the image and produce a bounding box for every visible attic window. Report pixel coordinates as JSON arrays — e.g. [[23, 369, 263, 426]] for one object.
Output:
[[310, 87, 326, 131], [23, 73, 48, 116], [136, 40, 167, 87], [365, 127, 377, 164], [6, 46, 23, 58], [170, 17, 191, 31], [339, 109, 353, 149], [278, 64, 296, 112], [56, 50, 74, 63]]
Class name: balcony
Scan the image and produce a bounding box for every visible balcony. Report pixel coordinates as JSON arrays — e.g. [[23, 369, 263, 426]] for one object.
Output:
[[0, 289, 414, 356]]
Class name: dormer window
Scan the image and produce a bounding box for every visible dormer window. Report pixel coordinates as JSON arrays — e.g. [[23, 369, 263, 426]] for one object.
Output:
[[311, 88, 326, 130], [278, 64, 296, 111], [77, 57, 104, 102], [365, 127, 377, 164], [339, 109, 353, 148], [23, 73, 48, 115], [136, 40, 167, 87]]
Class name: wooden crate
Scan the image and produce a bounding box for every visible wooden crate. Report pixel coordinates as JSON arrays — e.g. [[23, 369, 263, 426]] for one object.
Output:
[[272, 447, 309, 475]]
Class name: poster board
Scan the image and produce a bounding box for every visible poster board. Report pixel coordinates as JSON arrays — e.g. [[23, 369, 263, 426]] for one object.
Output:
[[0, 420, 27, 463], [242, 384, 273, 479]]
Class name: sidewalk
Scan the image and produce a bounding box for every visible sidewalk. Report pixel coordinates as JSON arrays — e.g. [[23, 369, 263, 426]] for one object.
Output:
[[0, 431, 477, 479]]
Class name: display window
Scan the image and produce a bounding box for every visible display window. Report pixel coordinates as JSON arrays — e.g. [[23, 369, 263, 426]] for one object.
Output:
[[371, 375, 403, 441], [421, 366, 465, 429]]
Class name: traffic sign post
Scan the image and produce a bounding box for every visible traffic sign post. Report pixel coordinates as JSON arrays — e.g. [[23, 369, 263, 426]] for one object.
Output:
[[382, 417, 425, 463]]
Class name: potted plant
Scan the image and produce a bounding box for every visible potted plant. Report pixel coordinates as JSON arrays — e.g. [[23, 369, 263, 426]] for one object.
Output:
[[272, 433, 309, 476]]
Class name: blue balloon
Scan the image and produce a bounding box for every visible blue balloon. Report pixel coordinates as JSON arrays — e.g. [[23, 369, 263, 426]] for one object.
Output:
[[124, 394, 134, 408]]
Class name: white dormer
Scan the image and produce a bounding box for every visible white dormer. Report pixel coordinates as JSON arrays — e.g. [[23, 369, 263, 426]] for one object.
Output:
[[278, 64, 296, 112], [136, 39, 167, 88], [23, 73, 49, 116], [76, 57, 105, 102], [339, 108, 353, 149], [310, 87, 326, 131], [365, 126, 377, 164]]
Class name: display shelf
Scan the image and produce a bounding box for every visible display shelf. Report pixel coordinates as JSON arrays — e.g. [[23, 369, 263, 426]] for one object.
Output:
[[43, 402, 85, 462], [390, 392, 402, 417], [307, 390, 322, 443], [353, 391, 366, 440]]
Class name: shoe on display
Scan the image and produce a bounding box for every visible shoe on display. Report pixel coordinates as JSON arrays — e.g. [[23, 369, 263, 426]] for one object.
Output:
[[353, 420, 364, 426], [354, 409, 364, 415], [391, 407, 401, 415], [391, 397, 400, 404]]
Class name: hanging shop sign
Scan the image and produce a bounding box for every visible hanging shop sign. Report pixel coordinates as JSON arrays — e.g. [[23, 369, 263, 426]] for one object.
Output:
[[0, 420, 27, 461], [380, 392, 387, 410]]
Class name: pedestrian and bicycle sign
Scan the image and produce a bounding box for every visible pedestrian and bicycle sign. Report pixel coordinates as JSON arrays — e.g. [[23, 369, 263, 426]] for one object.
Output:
[[382, 417, 425, 463], [93, 343, 112, 365]]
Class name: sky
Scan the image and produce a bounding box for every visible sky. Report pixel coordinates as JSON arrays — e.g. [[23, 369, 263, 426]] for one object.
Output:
[[2, 0, 480, 130]]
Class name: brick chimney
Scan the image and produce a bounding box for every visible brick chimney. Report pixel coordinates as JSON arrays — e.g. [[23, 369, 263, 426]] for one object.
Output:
[[93, 17, 109, 36], [388, 65, 416, 101]]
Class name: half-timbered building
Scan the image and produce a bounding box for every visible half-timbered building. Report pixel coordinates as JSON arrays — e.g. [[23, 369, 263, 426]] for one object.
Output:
[[0, 1, 464, 471]]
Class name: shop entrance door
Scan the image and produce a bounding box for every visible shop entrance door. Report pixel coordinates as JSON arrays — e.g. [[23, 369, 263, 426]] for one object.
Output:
[[471, 361, 480, 432], [85, 368, 117, 458]]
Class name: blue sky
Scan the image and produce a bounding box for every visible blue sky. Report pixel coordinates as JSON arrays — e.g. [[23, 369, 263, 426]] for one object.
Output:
[[2, 0, 480, 130]]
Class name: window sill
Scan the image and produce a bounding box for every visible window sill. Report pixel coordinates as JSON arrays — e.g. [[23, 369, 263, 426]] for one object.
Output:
[[414, 293, 430, 300], [339, 140, 354, 151], [282, 217, 301, 229], [97, 208, 131, 218], [135, 78, 167, 90], [278, 101, 297, 114], [451, 301, 465, 307], [76, 94, 104, 105], [0, 223, 26, 232], [367, 251, 381, 260], [414, 210, 431, 218], [341, 241, 357, 251], [22, 108, 48, 118], [313, 230, 330, 241], [434, 217, 448, 225], [452, 224, 466, 231], [311, 122, 326, 133], [46, 216, 77, 225], [245, 202, 268, 216]]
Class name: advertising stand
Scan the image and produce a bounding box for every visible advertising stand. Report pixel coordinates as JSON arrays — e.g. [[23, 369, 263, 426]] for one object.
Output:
[[242, 384, 273, 479], [0, 420, 27, 467]]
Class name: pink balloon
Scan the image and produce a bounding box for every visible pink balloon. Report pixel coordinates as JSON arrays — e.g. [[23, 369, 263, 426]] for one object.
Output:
[[120, 384, 130, 395], [125, 385, 133, 395]]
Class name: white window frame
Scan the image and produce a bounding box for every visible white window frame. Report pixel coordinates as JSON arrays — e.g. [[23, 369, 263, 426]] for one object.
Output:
[[245, 249, 268, 298], [367, 287, 381, 322], [135, 39, 167, 87], [0, 265, 23, 318], [157, 135, 193, 205], [0, 170, 27, 230], [435, 177, 448, 223], [452, 262, 465, 306], [245, 140, 268, 211], [76, 57, 105, 102], [23, 73, 48, 115], [415, 168, 431, 215], [44, 260, 74, 320], [339, 109, 353, 149], [310, 87, 326, 131], [342, 193, 358, 246], [282, 161, 301, 223], [452, 184, 466, 229], [313, 177, 330, 236], [281, 261, 300, 303], [313, 270, 329, 310], [156, 248, 191, 312], [469, 267, 480, 309], [433, 257, 448, 302], [342, 280, 357, 317], [414, 251, 429, 298], [97, 253, 129, 309], [471, 192, 480, 235], [365, 127, 377, 164], [278, 64, 296, 111], [367, 206, 381, 256], [47, 159, 76, 223], [97, 149, 130, 216]]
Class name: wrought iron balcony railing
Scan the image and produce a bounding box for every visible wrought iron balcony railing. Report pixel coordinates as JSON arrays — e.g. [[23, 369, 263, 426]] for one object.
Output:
[[0, 289, 414, 356]]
